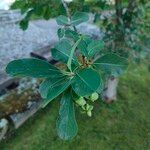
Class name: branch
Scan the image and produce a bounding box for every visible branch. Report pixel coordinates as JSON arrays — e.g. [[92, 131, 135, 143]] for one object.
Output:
[[61, 0, 77, 32], [61, 0, 71, 20], [114, 0, 124, 42]]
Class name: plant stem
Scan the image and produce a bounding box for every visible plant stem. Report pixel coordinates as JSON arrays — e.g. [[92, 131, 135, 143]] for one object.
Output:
[[61, 0, 71, 19], [67, 38, 82, 72], [61, 0, 77, 32]]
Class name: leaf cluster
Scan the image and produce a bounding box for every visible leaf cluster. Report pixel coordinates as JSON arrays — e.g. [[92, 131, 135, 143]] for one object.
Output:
[[6, 4, 129, 140]]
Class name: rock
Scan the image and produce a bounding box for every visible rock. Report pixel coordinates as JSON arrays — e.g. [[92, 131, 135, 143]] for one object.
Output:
[[0, 9, 22, 25], [10, 100, 42, 129]]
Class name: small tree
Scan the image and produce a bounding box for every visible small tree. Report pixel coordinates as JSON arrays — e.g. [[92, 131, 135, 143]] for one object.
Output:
[[6, 0, 146, 140]]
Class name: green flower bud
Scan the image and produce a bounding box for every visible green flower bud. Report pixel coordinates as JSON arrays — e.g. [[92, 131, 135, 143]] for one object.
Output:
[[85, 104, 93, 111], [86, 104, 93, 117], [87, 110, 92, 117], [76, 97, 86, 106], [89, 92, 99, 102]]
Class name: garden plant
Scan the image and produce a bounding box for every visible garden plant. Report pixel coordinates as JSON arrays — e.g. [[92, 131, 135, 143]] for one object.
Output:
[[6, 0, 148, 140]]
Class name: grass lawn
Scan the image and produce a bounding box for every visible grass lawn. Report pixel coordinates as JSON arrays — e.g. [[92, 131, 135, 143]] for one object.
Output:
[[0, 63, 150, 150]]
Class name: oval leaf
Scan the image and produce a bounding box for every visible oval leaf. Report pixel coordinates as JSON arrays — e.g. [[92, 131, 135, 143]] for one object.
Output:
[[56, 15, 69, 25], [71, 68, 102, 96], [71, 12, 89, 26], [65, 29, 79, 41], [39, 76, 71, 106], [56, 91, 78, 140], [94, 53, 128, 77], [6, 58, 62, 78], [78, 36, 92, 57], [52, 39, 78, 64], [87, 40, 104, 57], [57, 28, 65, 39]]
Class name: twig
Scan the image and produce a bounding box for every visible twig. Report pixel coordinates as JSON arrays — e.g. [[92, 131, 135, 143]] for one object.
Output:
[[61, 0, 71, 20], [61, 0, 77, 32]]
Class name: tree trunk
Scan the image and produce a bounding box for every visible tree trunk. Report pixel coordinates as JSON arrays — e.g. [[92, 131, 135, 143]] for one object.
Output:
[[103, 77, 119, 103], [124, 0, 136, 28], [115, 0, 122, 24], [115, 0, 124, 42], [0, 118, 9, 141]]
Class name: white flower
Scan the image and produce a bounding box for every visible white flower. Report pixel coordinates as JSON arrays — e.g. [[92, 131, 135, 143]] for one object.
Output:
[[64, 0, 73, 3]]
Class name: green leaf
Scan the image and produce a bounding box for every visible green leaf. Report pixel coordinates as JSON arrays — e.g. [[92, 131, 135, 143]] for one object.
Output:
[[6, 58, 62, 78], [43, 5, 51, 20], [65, 29, 79, 41], [71, 12, 89, 26], [71, 68, 102, 96], [78, 36, 92, 57], [19, 9, 33, 30], [78, 40, 88, 56], [57, 28, 65, 39], [52, 39, 78, 64], [87, 40, 104, 57], [67, 38, 81, 72], [56, 91, 78, 140], [39, 76, 71, 107], [34, 4, 44, 16], [56, 15, 69, 25], [20, 19, 29, 30], [94, 53, 128, 77]]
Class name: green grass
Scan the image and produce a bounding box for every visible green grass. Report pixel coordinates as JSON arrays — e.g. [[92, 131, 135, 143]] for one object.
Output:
[[0, 63, 150, 150]]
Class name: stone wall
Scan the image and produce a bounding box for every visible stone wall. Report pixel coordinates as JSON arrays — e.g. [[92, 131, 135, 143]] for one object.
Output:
[[0, 9, 22, 25], [0, 10, 58, 89]]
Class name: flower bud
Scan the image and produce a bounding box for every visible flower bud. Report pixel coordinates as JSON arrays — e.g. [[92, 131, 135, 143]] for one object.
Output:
[[86, 104, 93, 117], [89, 92, 99, 102], [76, 97, 86, 106], [87, 111, 92, 117], [85, 104, 93, 111]]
